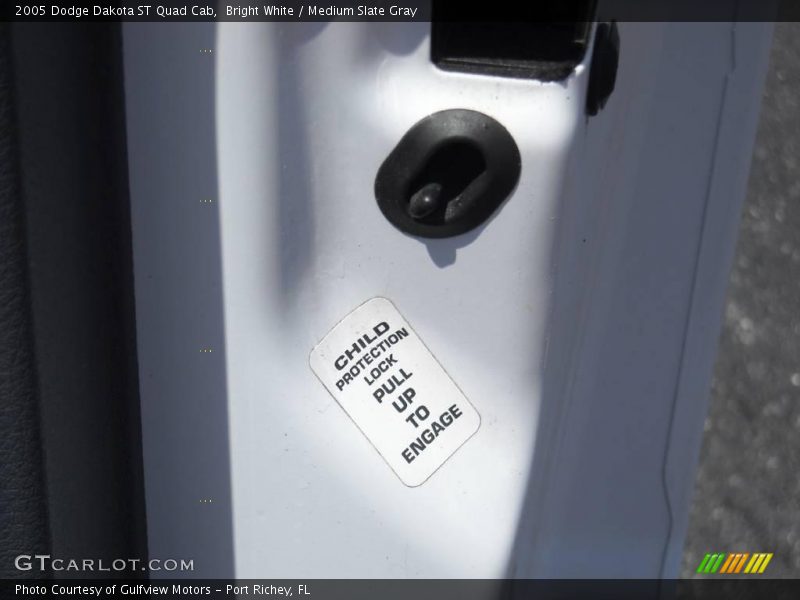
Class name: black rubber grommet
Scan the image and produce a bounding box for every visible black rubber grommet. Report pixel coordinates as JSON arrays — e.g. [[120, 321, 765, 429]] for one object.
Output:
[[374, 109, 521, 239]]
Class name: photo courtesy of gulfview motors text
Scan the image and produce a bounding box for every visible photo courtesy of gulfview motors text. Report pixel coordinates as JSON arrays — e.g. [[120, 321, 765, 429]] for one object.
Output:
[[14, 584, 308, 596]]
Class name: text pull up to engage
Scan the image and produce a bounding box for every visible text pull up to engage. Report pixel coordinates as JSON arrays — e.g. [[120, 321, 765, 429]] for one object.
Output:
[[310, 298, 480, 486]]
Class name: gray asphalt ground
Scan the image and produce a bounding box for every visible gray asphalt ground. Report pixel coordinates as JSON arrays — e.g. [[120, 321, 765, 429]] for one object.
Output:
[[681, 22, 800, 578]]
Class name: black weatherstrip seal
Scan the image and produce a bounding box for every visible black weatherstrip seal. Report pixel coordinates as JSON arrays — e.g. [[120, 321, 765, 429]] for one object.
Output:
[[0, 22, 51, 580], [6, 23, 148, 576]]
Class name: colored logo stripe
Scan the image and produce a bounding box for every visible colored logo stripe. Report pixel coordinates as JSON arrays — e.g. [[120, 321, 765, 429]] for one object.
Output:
[[744, 553, 773, 574], [696, 553, 726, 573], [696, 552, 773, 574], [719, 553, 736, 573], [696, 554, 712, 573], [720, 553, 749, 573], [734, 553, 749, 573]]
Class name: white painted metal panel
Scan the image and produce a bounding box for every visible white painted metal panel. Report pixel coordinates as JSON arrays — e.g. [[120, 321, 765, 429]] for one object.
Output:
[[123, 21, 772, 578]]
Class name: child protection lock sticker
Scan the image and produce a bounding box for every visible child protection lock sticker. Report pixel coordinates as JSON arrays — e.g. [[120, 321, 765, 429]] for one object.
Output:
[[309, 297, 480, 487]]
